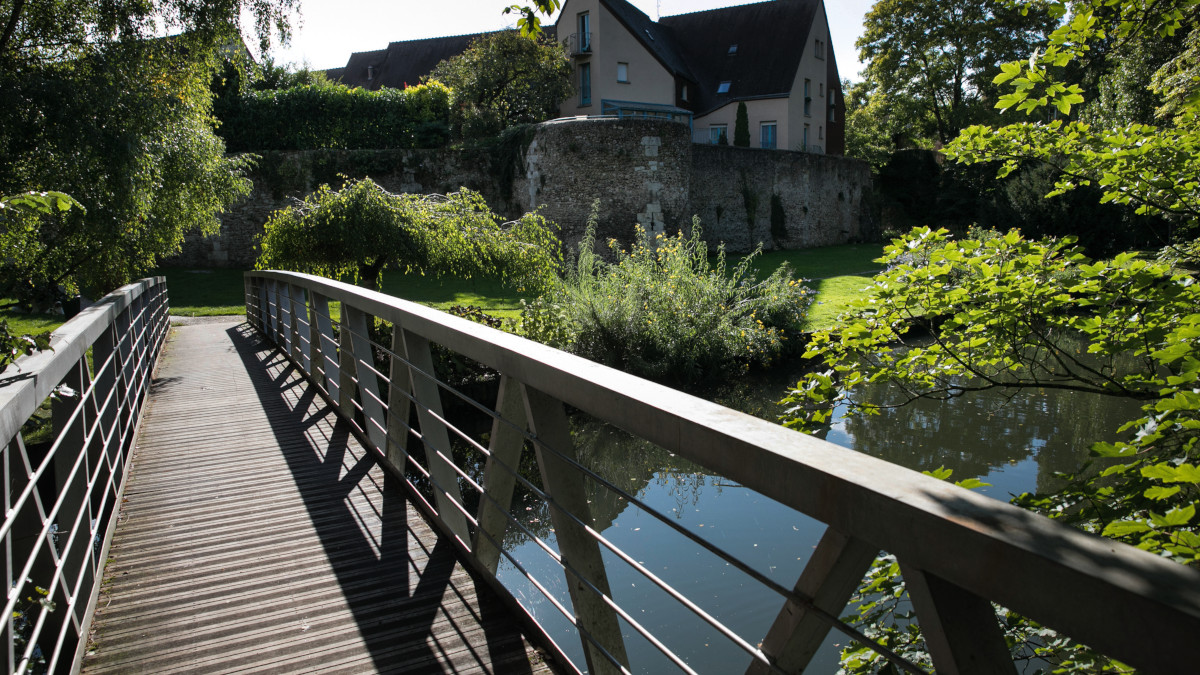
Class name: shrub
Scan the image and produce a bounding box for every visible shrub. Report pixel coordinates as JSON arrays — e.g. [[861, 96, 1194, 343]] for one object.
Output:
[[217, 80, 452, 152], [520, 207, 813, 386]]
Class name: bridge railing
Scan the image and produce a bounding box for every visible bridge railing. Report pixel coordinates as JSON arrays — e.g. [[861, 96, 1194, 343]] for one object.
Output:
[[246, 270, 1200, 675], [0, 278, 169, 674]]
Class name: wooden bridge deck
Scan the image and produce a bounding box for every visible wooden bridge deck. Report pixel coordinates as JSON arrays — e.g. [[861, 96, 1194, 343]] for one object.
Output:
[[81, 319, 556, 674]]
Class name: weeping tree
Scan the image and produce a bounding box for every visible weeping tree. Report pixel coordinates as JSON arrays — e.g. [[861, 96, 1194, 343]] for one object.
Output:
[[256, 179, 561, 293]]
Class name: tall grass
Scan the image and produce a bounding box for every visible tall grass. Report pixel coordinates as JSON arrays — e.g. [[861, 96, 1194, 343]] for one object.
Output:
[[521, 209, 813, 386]]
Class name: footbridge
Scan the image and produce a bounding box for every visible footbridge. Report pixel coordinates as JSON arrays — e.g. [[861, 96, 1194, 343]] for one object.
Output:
[[1, 273, 1197, 674]]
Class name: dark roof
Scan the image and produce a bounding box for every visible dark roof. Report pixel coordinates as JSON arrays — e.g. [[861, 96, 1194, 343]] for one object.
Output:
[[598, 0, 695, 82], [329, 27, 558, 90], [324, 0, 830, 113], [658, 0, 822, 114]]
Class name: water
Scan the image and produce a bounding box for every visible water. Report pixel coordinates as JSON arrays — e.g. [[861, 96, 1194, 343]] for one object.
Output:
[[492, 369, 1143, 673]]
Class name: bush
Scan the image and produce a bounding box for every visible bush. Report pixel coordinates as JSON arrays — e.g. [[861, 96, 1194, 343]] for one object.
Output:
[[520, 207, 813, 386], [217, 80, 452, 151]]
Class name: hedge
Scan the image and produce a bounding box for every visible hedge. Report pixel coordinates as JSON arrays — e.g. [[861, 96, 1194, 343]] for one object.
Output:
[[217, 81, 452, 152]]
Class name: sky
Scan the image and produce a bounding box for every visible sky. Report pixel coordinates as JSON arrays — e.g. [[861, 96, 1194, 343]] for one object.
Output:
[[266, 0, 876, 82]]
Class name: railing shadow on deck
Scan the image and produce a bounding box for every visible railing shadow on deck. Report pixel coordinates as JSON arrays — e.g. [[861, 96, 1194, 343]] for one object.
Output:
[[245, 270, 1200, 675], [225, 321, 541, 673]]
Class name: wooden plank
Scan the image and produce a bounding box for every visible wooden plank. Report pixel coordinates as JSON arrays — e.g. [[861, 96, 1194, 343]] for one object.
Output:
[[81, 320, 557, 675]]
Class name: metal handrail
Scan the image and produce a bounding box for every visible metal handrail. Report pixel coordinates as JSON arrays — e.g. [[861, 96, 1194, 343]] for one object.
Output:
[[245, 270, 1200, 674], [0, 278, 169, 674]]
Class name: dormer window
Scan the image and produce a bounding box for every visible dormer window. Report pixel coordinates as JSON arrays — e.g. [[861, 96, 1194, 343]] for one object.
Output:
[[728, 44, 738, 55], [717, 81, 731, 94]]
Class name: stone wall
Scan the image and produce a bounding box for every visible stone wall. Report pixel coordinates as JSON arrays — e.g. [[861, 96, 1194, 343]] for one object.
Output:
[[166, 148, 506, 268], [689, 145, 875, 252], [167, 120, 874, 267], [512, 117, 692, 251]]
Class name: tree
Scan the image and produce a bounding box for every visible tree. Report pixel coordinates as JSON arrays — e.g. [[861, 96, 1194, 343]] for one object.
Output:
[[857, 0, 1055, 144], [256, 179, 561, 293], [842, 78, 933, 168], [734, 101, 750, 147], [427, 30, 572, 139], [787, 0, 1200, 669], [0, 0, 299, 302]]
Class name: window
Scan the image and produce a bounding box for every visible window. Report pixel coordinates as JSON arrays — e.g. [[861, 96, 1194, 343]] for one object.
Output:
[[760, 122, 777, 149], [820, 82, 824, 97], [580, 63, 592, 106], [367, 65, 375, 81], [709, 124, 728, 144], [819, 125, 824, 140], [803, 124, 810, 148], [617, 62, 628, 83], [728, 44, 738, 55], [815, 39, 825, 59], [804, 79, 811, 116], [681, 84, 689, 101], [578, 13, 591, 52], [717, 81, 731, 94], [828, 101, 836, 122]]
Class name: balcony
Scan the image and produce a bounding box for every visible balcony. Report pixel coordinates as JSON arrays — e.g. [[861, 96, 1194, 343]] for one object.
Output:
[[568, 32, 592, 57]]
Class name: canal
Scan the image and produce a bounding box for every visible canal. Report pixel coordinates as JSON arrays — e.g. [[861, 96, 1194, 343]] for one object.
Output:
[[489, 367, 1142, 673]]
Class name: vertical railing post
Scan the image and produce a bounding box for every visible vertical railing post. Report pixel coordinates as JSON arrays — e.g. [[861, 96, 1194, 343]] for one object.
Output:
[[401, 327, 470, 544], [384, 325, 413, 476], [244, 275, 254, 326], [337, 307, 358, 420], [50, 357, 92, 640], [289, 285, 311, 375], [277, 282, 294, 356], [310, 292, 339, 401], [472, 376, 527, 575], [270, 280, 284, 347], [748, 528, 878, 674], [257, 278, 270, 334], [344, 306, 387, 451], [900, 563, 1015, 675], [521, 384, 628, 675]]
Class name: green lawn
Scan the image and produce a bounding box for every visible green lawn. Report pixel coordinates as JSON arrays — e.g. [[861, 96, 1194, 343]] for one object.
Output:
[[25, 241, 883, 337], [152, 268, 248, 316], [730, 243, 886, 282], [0, 304, 63, 338]]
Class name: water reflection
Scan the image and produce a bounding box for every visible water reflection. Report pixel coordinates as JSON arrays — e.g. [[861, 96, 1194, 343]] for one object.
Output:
[[494, 366, 1142, 673]]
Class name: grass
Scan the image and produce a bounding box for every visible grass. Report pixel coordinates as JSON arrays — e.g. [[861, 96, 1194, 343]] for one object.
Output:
[[152, 268, 247, 316], [0, 304, 64, 338], [731, 243, 886, 282], [32, 241, 883, 335], [727, 243, 885, 332]]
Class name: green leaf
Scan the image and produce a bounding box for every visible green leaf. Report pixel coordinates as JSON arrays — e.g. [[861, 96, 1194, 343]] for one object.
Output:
[[1144, 485, 1181, 500], [1103, 520, 1152, 537], [1150, 505, 1195, 528], [923, 466, 953, 481]]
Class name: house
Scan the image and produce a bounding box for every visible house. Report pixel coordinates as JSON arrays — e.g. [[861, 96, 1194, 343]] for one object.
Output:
[[329, 0, 844, 155], [560, 0, 844, 154]]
